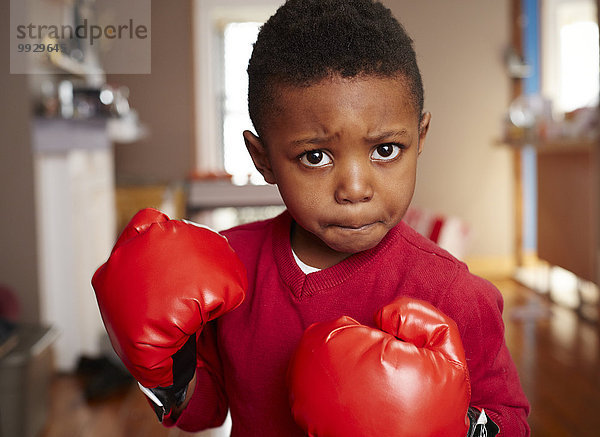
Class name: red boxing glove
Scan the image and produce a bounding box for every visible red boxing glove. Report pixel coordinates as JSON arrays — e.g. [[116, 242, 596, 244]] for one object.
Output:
[[287, 297, 471, 437], [92, 208, 246, 421]]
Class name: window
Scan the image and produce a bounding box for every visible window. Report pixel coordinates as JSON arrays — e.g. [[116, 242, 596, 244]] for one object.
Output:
[[192, 1, 282, 184], [222, 22, 263, 185], [542, 0, 599, 113]]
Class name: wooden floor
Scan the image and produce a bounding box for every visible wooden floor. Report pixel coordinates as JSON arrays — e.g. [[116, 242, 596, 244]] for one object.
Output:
[[499, 278, 600, 436], [40, 278, 600, 437]]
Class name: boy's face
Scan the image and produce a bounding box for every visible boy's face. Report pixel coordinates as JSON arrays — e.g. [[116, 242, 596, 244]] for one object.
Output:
[[244, 75, 430, 268]]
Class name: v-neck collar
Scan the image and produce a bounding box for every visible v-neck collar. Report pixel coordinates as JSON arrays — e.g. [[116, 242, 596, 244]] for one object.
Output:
[[271, 210, 402, 299]]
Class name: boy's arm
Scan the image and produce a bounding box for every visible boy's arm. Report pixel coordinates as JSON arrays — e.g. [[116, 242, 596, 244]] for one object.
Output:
[[162, 321, 229, 432], [451, 274, 530, 437]]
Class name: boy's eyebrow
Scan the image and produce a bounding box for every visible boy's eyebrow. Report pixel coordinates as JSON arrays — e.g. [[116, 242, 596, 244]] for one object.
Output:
[[289, 129, 411, 147], [365, 129, 410, 142], [290, 135, 333, 147]]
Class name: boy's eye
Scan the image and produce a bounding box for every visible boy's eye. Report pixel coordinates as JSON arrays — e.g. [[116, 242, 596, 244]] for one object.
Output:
[[299, 150, 332, 167], [371, 143, 403, 161]]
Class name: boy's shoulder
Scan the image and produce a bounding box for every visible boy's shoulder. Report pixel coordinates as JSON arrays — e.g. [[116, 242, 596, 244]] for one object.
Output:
[[220, 211, 287, 258], [395, 220, 464, 271], [394, 221, 501, 305], [221, 213, 280, 240]]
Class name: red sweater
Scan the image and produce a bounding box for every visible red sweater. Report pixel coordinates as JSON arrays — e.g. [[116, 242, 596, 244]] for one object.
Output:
[[169, 211, 530, 436]]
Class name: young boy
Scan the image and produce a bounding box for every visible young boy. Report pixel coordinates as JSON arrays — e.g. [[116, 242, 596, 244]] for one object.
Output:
[[94, 0, 530, 435]]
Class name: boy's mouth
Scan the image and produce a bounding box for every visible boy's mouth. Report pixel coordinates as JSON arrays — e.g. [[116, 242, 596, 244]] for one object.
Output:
[[330, 221, 381, 231]]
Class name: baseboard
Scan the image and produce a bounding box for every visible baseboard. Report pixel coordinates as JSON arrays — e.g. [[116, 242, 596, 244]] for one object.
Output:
[[463, 255, 517, 280]]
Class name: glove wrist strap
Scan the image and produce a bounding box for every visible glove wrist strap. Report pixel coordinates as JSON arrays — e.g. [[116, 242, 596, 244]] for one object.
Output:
[[467, 407, 500, 437], [139, 334, 197, 422]]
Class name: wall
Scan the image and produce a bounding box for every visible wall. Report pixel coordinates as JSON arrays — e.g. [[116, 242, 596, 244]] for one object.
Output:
[[0, 0, 41, 323], [386, 0, 514, 263], [108, 0, 195, 185]]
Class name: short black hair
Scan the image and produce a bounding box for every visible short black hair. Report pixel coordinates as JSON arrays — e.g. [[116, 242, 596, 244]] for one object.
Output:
[[247, 0, 424, 136]]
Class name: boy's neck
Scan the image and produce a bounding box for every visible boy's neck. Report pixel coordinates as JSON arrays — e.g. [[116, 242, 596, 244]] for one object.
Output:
[[290, 222, 352, 270]]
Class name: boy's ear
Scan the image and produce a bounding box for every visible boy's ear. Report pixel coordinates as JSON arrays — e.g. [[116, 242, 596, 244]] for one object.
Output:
[[417, 112, 431, 156], [243, 130, 277, 184]]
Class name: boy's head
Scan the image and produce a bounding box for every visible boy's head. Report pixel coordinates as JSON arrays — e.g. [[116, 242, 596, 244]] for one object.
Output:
[[244, 0, 430, 268], [247, 0, 424, 136]]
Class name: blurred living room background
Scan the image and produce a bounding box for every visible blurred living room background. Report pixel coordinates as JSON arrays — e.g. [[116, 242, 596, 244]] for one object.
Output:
[[1, 0, 599, 436]]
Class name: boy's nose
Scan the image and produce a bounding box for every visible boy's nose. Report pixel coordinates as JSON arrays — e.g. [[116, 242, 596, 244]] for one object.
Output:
[[334, 162, 374, 204]]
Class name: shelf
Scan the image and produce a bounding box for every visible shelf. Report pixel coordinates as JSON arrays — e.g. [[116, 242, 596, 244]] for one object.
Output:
[[187, 180, 284, 210], [500, 137, 598, 153]]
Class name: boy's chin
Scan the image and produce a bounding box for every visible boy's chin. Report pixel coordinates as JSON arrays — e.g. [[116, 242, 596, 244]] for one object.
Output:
[[323, 235, 385, 255], [318, 222, 389, 255]]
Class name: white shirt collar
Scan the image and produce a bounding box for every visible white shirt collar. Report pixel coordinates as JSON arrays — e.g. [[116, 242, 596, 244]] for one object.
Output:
[[291, 248, 322, 274]]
